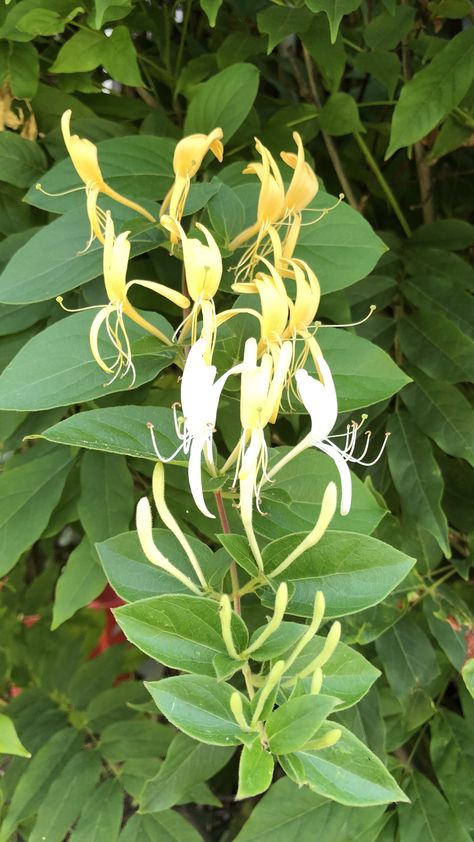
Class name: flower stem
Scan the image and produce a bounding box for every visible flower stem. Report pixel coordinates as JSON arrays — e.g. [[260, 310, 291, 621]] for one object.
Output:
[[215, 490, 241, 614]]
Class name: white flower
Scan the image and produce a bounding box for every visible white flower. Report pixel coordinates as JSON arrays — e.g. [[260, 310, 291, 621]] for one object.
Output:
[[149, 338, 242, 518], [295, 352, 388, 516]]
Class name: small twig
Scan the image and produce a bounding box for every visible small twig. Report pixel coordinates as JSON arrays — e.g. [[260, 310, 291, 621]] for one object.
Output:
[[354, 133, 412, 236], [215, 490, 241, 614], [301, 46, 358, 210]]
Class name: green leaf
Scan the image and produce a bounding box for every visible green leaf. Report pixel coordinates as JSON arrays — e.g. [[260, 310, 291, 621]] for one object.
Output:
[[364, 6, 416, 51], [184, 64, 260, 142], [398, 771, 471, 842], [403, 246, 474, 291], [78, 451, 134, 543], [295, 192, 387, 294], [401, 368, 474, 467], [387, 29, 474, 157], [255, 448, 385, 542], [200, 0, 223, 27], [387, 411, 450, 556], [261, 531, 415, 618], [146, 675, 252, 746], [234, 777, 387, 841], [352, 50, 401, 99], [0, 133, 47, 189], [409, 219, 474, 251], [319, 93, 365, 136], [237, 740, 274, 799], [0, 728, 83, 842], [0, 205, 163, 305], [40, 405, 177, 461], [98, 719, 172, 763], [119, 810, 204, 842], [0, 446, 73, 576], [267, 695, 337, 754], [399, 310, 474, 384], [0, 714, 31, 758], [207, 181, 245, 244], [337, 686, 386, 760], [281, 723, 408, 805], [49, 28, 106, 73], [423, 595, 466, 671], [88, 0, 132, 29], [97, 529, 218, 602], [401, 275, 474, 340], [70, 778, 123, 842], [140, 733, 233, 812], [430, 710, 474, 830], [257, 6, 312, 53], [305, 0, 362, 43], [0, 311, 174, 410], [281, 633, 380, 710], [102, 26, 143, 86], [115, 595, 248, 676], [29, 750, 103, 842], [0, 41, 39, 98], [375, 615, 440, 699], [301, 16, 346, 92], [51, 537, 106, 630]]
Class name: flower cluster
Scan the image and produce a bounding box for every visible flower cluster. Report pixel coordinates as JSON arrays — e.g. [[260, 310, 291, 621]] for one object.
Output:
[[55, 112, 387, 581]]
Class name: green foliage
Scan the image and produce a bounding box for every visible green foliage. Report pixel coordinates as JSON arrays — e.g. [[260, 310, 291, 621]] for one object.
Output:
[[0, 0, 472, 839]]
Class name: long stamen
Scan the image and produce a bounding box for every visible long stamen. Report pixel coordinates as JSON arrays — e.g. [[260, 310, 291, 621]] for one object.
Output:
[[36, 183, 85, 198], [56, 295, 103, 314], [147, 422, 185, 462], [317, 305, 376, 329]]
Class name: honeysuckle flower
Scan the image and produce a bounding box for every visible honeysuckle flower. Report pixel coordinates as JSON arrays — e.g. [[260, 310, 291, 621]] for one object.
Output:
[[148, 337, 243, 518], [58, 213, 189, 384], [160, 128, 224, 240], [267, 343, 389, 516], [235, 338, 292, 571], [55, 110, 156, 248], [281, 131, 319, 216], [160, 215, 222, 357]]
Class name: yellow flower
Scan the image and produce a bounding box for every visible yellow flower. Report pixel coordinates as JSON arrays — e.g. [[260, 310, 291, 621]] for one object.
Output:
[[160, 129, 224, 240], [231, 257, 289, 356], [58, 212, 189, 384], [281, 131, 319, 216], [58, 110, 156, 247], [234, 338, 292, 571], [161, 215, 222, 359]]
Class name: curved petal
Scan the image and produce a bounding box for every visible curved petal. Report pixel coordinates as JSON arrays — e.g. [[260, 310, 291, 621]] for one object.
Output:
[[188, 436, 215, 519], [316, 440, 352, 516], [89, 306, 115, 373]]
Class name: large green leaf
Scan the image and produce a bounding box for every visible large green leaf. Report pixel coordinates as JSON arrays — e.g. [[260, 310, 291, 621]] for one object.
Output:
[[119, 810, 204, 842], [78, 451, 134, 542], [281, 633, 380, 710], [0, 204, 162, 305], [398, 771, 471, 842], [0, 728, 83, 842], [115, 594, 248, 676], [184, 63, 259, 141], [292, 193, 387, 294], [280, 723, 408, 805], [261, 530, 415, 618], [97, 528, 223, 602], [304, 0, 363, 43], [401, 275, 474, 340], [237, 739, 275, 800], [0, 446, 73, 576], [139, 733, 233, 813], [146, 675, 252, 746], [238, 779, 388, 841], [430, 710, 474, 830], [387, 29, 474, 156], [29, 750, 103, 842], [0, 311, 175, 410], [266, 695, 337, 755], [257, 6, 312, 53], [387, 411, 450, 556], [401, 368, 474, 468], [375, 616, 440, 699], [69, 778, 123, 842], [0, 132, 47, 188], [40, 405, 178, 461], [51, 538, 106, 630]]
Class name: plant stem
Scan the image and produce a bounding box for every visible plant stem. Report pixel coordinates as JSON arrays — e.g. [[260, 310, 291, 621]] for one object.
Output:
[[302, 47, 358, 210], [353, 132, 412, 237], [214, 490, 241, 614], [175, 0, 192, 82]]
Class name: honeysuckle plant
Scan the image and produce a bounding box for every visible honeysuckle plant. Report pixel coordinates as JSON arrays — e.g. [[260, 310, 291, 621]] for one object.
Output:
[[8, 111, 413, 808], [0, 7, 472, 840]]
